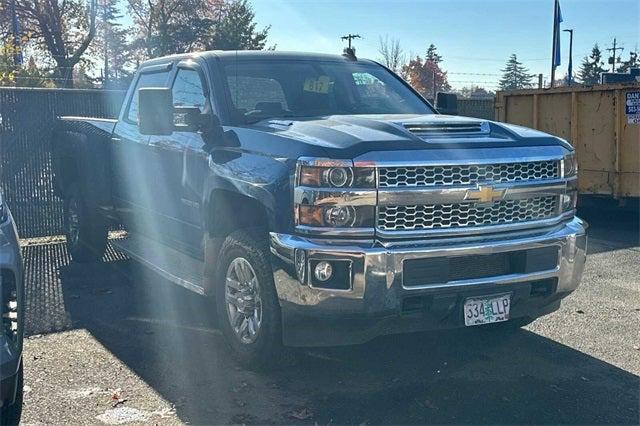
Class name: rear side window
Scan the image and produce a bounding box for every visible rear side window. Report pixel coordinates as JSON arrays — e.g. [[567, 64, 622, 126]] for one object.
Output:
[[172, 69, 208, 111], [126, 70, 170, 123]]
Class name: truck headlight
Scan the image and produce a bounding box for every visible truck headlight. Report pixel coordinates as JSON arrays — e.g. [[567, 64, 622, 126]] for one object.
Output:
[[298, 165, 375, 188], [297, 205, 374, 228], [561, 191, 578, 212], [295, 158, 376, 234], [561, 152, 578, 178]]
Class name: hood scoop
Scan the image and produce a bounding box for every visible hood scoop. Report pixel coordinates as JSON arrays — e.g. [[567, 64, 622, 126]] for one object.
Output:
[[403, 120, 491, 136]]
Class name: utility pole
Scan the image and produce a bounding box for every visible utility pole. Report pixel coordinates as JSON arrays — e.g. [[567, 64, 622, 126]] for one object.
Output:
[[102, 0, 109, 88], [606, 38, 624, 73], [340, 34, 361, 50], [432, 69, 437, 100], [563, 29, 574, 85]]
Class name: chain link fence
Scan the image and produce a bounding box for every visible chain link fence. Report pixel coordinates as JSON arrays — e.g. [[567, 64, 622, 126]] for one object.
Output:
[[0, 88, 126, 238]]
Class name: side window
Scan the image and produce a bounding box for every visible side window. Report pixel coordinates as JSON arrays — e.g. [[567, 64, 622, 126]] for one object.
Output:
[[172, 69, 208, 111], [126, 70, 170, 123]]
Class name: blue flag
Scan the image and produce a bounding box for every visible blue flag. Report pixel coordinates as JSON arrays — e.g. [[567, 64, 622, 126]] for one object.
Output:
[[553, 0, 563, 67]]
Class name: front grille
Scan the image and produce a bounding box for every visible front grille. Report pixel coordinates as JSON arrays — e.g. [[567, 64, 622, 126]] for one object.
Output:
[[403, 246, 559, 287], [378, 161, 559, 188], [377, 196, 558, 231]]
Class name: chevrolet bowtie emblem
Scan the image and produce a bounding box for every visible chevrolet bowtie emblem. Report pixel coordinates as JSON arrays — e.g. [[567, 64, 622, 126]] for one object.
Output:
[[465, 185, 506, 203]]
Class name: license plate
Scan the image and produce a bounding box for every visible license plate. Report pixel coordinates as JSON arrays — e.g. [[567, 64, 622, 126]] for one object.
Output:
[[464, 294, 511, 326]]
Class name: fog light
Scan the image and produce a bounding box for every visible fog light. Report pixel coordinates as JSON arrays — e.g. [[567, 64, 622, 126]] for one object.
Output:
[[314, 261, 333, 282]]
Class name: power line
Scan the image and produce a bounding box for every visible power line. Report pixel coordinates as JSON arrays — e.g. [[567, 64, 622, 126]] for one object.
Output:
[[449, 72, 501, 76]]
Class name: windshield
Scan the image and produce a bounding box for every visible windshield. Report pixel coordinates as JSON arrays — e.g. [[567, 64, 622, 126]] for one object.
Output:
[[223, 60, 435, 123]]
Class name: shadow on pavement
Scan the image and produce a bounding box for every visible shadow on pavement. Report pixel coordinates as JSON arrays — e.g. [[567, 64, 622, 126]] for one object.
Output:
[[21, 215, 639, 424], [577, 206, 639, 254]]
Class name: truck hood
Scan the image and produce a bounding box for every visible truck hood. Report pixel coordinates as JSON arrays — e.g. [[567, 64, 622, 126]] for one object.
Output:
[[248, 114, 571, 158]]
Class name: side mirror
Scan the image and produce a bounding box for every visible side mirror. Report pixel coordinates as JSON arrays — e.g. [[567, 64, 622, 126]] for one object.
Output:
[[435, 92, 458, 116], [139, 87, 174, 135]]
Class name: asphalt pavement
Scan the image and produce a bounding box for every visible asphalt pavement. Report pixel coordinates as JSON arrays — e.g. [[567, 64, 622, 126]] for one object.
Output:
[[19, 209, 640, 425]]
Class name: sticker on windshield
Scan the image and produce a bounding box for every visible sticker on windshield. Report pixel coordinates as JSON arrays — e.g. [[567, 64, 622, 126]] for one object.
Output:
[[303, 76, 331, 94]]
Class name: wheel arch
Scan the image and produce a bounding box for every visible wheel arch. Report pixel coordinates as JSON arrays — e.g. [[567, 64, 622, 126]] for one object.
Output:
[[204, 189, 271, 238]]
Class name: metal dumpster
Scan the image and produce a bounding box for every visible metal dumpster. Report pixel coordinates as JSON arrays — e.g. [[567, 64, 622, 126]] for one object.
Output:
[[495, 83, 640, 200]]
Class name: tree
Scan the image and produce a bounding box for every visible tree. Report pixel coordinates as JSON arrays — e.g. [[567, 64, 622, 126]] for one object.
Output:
[[426, 43, 442, 64], [1, 43, 52, 87], [618, 50, 639, 74], [205, 0, 269, 50], [577, 43, 607, 85], [498, 54, 534, 90], [402, 55, 450, 99], [128, 0, 224, 57], [14, 0, 98, 88], [91, 0, 133, 87], [377, 35, 405, 73]]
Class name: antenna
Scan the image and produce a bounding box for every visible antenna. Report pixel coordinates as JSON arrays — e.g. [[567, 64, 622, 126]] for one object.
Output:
[[340, 33, 360, 60]]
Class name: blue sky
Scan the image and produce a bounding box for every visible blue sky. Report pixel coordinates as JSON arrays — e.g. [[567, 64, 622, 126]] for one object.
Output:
[[251, 0, 639, 89]]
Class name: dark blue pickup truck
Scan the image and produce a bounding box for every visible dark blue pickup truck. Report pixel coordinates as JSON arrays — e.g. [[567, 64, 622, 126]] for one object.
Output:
[[53, 51, 587, 366]]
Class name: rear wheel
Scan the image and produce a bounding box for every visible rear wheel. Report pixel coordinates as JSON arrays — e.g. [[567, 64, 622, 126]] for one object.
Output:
[[63, 183, 107, 263], [1, 360, 23, 426], [215, 230, 282, 368]]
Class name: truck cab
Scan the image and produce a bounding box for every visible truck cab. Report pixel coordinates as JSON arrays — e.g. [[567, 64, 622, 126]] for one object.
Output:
[[52, 51, 587, 366]]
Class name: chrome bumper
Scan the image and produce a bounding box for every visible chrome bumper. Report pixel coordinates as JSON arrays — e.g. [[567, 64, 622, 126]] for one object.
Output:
[[270, 217, 587, 346]]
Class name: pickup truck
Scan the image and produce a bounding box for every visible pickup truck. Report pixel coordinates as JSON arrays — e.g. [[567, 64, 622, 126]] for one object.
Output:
[[52, 51, 587, 366]]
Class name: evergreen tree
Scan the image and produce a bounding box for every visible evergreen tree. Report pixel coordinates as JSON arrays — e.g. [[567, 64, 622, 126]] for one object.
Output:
[[206, 0, 270, 50], [426, 44, 442, 64], [91, 0, 133, 87], [618, 51, 639, 74], [498, 54, 534, 90], [577, 43, 607, 85]]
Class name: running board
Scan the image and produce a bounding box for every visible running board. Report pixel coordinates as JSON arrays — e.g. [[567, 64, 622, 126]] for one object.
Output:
[[111, 234, 206, 295]]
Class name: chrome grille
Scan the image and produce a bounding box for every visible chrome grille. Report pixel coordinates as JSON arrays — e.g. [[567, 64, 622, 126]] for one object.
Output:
[[377, 196, 558, 231], [378, 161, 559, 188]]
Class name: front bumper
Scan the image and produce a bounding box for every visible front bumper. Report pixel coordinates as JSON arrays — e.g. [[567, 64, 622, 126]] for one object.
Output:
[[270, 217, 587, 347]]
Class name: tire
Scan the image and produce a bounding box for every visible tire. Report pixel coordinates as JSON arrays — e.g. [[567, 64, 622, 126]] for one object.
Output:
[[63, 183, 107, 263], [215, 230, 282, 368], [1, 360, 23, 426]]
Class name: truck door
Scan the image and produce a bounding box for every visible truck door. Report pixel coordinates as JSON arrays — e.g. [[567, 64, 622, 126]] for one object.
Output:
[[148, 64, 211, 257], [111, 65, 171, 238]]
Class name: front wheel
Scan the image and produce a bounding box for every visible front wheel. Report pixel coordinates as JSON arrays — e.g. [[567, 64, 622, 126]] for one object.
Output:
[[63, 183, 107, 263], [215, 230, 282, 368]]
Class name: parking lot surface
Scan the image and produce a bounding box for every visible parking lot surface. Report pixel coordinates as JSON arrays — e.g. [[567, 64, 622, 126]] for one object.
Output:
[[20, 210, 640, 425]]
